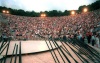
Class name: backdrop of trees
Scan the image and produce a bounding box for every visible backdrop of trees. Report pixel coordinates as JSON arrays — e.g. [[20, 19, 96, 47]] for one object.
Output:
[[0, 0, 100, 17]]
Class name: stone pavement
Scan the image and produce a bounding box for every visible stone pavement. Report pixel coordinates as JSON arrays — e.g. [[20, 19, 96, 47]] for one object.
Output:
[[1, 40, 100, 63], [0, 40, 62, 55]]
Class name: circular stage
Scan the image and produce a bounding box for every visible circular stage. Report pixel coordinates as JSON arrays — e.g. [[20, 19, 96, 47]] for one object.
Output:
[[0, 40, 62, 56]]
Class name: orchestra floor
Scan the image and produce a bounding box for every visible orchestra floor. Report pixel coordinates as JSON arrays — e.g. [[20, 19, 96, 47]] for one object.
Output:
[[0, 40, 100, 63], [0, 40, 62, 55]]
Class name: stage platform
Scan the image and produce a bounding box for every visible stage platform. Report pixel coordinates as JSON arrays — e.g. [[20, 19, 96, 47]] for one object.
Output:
[[1, 40, 100, 63], [0, 40, 62, 56]]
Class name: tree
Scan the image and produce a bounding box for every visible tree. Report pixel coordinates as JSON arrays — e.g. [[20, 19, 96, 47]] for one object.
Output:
[[78, 5, 87, 12], [63, 10, 70, 16], [0, 0, 100, 17]]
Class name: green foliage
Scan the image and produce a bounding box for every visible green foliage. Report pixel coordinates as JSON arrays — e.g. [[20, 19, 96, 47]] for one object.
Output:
[[78, 0, 100, 12], [78, 5, 87, 12], [0, 0, 100, 17]]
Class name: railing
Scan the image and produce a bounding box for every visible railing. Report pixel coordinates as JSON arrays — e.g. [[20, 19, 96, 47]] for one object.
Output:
[[0, 39, 22, 63], [0, 34, 100, 63], [43, 35, 100, 63]]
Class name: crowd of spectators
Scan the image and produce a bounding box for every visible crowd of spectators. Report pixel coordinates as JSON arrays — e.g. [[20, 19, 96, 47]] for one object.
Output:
[[0, 9, 100, 47]]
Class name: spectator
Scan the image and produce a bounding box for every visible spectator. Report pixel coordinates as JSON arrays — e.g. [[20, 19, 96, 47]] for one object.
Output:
[[91, 34, 96, 46], [95, 34, 100, 48]]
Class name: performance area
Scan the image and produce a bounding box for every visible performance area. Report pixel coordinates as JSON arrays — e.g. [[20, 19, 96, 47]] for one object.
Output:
[[0, 40, 62, 55], [0, 39, 100, 63]]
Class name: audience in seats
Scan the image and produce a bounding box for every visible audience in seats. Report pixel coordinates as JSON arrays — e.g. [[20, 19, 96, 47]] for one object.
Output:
[[0, 9, 100, 48]]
